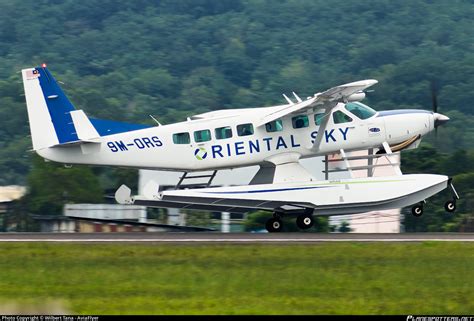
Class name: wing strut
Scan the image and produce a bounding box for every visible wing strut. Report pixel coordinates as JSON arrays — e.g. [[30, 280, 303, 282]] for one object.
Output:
[[382, 142, 402, 176], [322, 148, 402, 178]]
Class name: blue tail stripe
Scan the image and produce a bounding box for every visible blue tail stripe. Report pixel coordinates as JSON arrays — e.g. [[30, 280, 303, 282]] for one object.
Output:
[[36, 66, 152, 141], [37, 67, 79, 144]]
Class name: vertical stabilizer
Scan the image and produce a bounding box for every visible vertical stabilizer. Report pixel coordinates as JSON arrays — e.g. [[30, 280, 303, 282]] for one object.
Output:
[[22, 65, 152, 152], [22, 67, 59, 150], [22, 65, 78, 150]]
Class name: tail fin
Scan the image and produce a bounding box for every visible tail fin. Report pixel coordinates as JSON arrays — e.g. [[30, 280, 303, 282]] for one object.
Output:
[[22, 65, 153, 150], [22, 65, 79, 150]]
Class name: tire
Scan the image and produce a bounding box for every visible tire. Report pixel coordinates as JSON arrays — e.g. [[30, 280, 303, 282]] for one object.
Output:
[[411, 204, 423, 217], [444, 200, 456, 213], [265, 218, 283, 232], [296, 214, 314, 230]]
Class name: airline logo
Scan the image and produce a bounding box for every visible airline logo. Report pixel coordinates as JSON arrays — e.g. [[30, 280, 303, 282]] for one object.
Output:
[[194, 147, 208, 160]]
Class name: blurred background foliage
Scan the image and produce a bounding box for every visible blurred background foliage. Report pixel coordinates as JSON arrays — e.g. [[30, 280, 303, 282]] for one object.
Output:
[[0, 0, 472, 230]]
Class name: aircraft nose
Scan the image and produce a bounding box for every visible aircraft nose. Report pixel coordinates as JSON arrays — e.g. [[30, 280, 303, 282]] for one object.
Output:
[[434, 113, 450, 127]]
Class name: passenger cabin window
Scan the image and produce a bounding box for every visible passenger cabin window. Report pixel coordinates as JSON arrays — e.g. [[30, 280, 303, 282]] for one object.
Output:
[[237, 123, 254, 136], [265, 119, 283, 132], [314, 113, 325, 126], [292, 115, 309, 129], [333, 111, 353, 124], [173, 132, 190, 144], [194, 129, 211, 143], [344, 102, 376, 120], [215, 126, 233, 140]]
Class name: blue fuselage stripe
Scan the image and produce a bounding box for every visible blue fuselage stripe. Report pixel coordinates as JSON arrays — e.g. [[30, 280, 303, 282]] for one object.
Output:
[[89, 118, 151, 136], [377, 110, 432, 117]]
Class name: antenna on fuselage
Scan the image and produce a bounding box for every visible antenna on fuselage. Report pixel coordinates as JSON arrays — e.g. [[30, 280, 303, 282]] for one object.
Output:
[[149, 115, 162, 126], [292, 92, 302, 103], [282, 94, 294, 105]]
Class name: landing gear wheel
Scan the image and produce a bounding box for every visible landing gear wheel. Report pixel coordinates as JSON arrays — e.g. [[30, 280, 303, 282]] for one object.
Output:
[[411, 204, 423, 217], [266, 218, 283, 233], [296, 214, 314, 230], [444, 200, 456, 213]]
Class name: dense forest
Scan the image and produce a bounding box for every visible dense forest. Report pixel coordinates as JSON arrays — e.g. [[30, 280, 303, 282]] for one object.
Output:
[[0, 0, 472, 230]]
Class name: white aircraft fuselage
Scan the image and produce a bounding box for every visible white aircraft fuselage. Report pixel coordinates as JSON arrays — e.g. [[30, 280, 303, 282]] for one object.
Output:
[[37, 104, 435, 171], [23, 66, 449, 174]]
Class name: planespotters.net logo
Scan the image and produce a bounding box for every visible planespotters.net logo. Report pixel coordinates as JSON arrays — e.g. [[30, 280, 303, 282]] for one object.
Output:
[[194, 147, 208, 160], [407, 316, 474, 321]]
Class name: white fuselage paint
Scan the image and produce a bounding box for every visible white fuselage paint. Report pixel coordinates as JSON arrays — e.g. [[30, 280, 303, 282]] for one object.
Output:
[[38, 103, 434, 172]]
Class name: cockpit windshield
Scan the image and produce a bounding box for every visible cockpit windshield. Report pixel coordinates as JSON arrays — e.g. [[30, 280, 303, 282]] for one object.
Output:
[[344, 102, 376, 120]]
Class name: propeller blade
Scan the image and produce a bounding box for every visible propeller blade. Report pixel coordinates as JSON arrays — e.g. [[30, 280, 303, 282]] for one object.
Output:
[[431, 80, 438, 114], [431, 80, 441, 145]]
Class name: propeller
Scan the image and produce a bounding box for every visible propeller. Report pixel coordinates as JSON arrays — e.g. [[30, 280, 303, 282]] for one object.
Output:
[[431, 80, 439, 138], [431, 80, 438, 114], [431, 80, 449, 139]]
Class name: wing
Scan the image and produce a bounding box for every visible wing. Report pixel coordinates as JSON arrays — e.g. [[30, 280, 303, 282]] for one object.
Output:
[[255, 79, 378, 127]]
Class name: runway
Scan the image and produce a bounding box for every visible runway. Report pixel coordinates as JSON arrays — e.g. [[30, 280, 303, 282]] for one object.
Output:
[[0, 232, 473, 243]]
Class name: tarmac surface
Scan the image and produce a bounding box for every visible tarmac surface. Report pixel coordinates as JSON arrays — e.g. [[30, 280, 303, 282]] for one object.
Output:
[[0, 232, 473, 243]]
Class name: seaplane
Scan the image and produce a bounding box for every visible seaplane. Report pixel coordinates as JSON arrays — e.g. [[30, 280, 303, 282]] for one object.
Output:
[[21, 65, 459, 232]]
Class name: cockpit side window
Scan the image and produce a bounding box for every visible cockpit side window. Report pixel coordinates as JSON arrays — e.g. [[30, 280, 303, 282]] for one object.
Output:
[[344, 102, 376, 120], [333, 111, 353, 124]]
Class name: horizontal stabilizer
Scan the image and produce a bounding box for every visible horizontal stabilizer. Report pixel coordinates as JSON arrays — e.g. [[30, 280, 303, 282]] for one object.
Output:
[[143, 180, 162, 200], [115, 184, 133, 204], [70, 110, 100, 141]]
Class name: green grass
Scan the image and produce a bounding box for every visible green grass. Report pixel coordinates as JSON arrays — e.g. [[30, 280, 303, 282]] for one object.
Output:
[[0, 242, 473, 314]]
